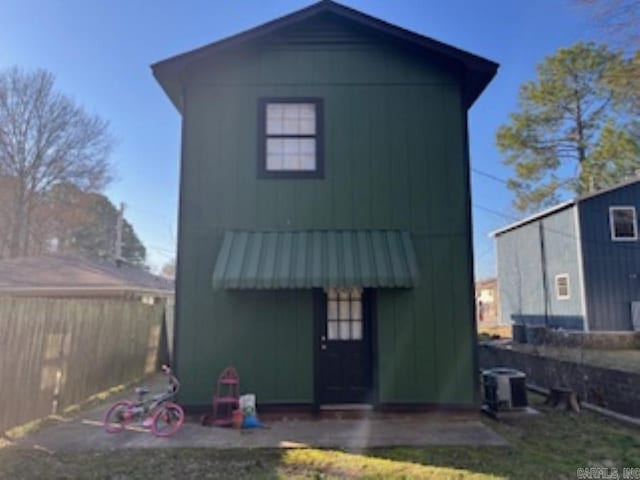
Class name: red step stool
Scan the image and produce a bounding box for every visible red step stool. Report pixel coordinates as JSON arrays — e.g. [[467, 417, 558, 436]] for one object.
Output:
[[202, 366, 240, 427]]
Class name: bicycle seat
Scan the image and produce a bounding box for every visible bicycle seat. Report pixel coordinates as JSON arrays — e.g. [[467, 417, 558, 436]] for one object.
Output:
[[135, 386, 150, 396]]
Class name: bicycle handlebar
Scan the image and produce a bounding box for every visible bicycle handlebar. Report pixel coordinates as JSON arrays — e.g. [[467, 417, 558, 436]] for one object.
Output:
[[162, 364, 180, 394]]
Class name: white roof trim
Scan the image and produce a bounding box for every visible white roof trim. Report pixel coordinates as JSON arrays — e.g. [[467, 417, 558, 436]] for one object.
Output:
[[490, 176, 640, 238], [490, 200, 575, 237]]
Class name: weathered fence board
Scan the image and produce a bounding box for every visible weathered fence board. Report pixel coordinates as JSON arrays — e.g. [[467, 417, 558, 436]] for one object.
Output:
[[0, 297, 164, 434]]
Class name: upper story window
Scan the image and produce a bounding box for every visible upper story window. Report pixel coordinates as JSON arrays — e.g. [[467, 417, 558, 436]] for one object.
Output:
[[609, 206, 637, 241], [258, 98, 323, 178]]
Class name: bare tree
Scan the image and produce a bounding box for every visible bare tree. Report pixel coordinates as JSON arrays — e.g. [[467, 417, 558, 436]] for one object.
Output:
[[579, 0, 640, 51], [0, 67, 114, 258], [161, 259, 176, 279]]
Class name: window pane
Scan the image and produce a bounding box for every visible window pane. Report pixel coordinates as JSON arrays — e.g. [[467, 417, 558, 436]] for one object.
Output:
[[266, 155, 283, 171], [266, 138, 316, 172], [282, 155, 299, 170], [300, 118, 315, 135], [327, 321, 338, 340], [267, 138, 284, 154], [328, 300, 338, 320], [350, 288, 362, 300], [339, 300, 350, 320], [351, 320, 362, 340], [327, 288, 337, 300], [299, 154, 316, 171], [613, 208, 636, 238], [300, 138, 315, 154], [284, 139, 300, 154], [266, 118, 284, 135], [299, 103, 315, 118], [283, 104, 300, 118], [267, 104, 283, 118], [283, 119, 299, 134], [339, 321, 350, 340], [266, 103, 316, 135]]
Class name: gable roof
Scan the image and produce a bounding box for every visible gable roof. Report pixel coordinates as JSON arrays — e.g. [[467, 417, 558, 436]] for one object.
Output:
[[491, 176, 640, 237], [152, 0, 498, 111], [0, 254, 173, 296]]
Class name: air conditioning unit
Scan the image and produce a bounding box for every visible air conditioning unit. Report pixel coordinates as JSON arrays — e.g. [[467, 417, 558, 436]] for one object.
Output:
[[482, 367, 528, 411]]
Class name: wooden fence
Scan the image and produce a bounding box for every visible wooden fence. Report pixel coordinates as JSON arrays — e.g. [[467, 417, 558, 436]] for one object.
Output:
[[0, 297, 164, 434]]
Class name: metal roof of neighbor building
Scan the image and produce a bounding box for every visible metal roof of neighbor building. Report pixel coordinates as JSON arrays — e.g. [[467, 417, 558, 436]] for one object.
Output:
[[0, 254, 174, 295], [212, 230, 419, 289], [491, 176, 640, 237]]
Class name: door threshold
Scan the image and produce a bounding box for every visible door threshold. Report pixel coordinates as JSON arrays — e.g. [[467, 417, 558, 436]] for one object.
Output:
[[320, 404, 374, 411]]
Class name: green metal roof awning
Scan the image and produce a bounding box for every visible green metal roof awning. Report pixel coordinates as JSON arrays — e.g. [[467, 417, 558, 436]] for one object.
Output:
[[212, 230, 419, 290]]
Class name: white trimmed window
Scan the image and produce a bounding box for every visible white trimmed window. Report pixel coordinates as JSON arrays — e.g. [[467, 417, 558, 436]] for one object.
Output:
[[555, 274, 570, 300], [609, 206, 638, 241], [259, 99, 323, 177]]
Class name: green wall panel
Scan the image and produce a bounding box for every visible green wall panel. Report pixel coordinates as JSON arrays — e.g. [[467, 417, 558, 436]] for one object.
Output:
[[174, 18, 475, 406]]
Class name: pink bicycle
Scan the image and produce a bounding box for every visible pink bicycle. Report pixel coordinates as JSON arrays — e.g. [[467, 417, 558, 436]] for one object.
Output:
[[103, 365, 184, 437]]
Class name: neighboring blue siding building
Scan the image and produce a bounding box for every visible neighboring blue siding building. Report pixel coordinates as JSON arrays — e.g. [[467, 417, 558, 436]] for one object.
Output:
[[494, 178, 640, 332]]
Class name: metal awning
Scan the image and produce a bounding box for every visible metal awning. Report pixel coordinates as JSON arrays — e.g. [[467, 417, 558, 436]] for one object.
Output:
[[212, 230, 419, 289]]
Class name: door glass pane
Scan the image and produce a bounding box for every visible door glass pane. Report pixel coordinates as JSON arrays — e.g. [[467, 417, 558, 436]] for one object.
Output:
[[350, 288, 362, 300], [351, 320, 362, 340], [327, 321, 338, 340], [339, 321, 350, 340], [327, 288, 337, 300], [339, 300, 350, 320], [351, 301, 362, 320], [338, 288, 350, 300], [327, 300, 338, 320]]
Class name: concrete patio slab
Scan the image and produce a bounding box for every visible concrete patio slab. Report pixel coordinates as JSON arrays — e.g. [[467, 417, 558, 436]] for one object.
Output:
[[14, 376, 507, 452]]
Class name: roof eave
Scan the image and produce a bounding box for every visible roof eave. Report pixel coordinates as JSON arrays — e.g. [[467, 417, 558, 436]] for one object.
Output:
[[490, 200, 576, 238], [0, 286, 174, 296], [151, 0, 498, 112]]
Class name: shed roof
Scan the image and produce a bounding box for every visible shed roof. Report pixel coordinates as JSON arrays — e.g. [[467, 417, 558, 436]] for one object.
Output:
[[212, 230, 419, 289], [491, 176, 640, 237], [152, 0, 498, 111], [0, 254, 174, 296]]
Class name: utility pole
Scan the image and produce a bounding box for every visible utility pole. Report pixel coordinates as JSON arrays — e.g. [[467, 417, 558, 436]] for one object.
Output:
[[115, 202, 125, 262]]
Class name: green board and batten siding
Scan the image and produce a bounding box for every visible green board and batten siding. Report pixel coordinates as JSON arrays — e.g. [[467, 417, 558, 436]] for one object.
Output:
[[173, 17, 476, 406]]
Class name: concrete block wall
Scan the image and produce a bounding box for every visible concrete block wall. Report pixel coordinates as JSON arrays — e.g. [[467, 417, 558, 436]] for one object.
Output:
[[479, 344, 640, 418]]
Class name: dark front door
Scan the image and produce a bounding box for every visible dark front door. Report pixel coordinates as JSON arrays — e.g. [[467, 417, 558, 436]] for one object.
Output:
[[316, 288, 373, 404]]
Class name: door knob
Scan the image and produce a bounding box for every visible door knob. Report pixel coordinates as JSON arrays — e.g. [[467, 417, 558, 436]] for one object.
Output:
[[321, 344, 327, 350]]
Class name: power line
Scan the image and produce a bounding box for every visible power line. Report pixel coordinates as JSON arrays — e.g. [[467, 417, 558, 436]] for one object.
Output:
[[471, 167, 510, 185], [147, 244, 175, 255], [473, 203, 519, 222]]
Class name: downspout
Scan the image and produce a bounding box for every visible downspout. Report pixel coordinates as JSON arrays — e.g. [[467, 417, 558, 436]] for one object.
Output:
[[539, 221, 549, 327]]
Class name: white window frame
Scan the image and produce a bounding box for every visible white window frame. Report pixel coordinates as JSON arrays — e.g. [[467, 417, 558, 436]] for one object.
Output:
[[609, 206, 638, 241], [555, 274, 570, 300]]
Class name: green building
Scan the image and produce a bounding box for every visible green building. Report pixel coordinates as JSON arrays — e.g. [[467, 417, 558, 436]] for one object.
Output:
[[153, 1, 497, 410]]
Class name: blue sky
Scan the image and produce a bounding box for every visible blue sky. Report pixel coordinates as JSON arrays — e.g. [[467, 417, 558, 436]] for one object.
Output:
[[0, 0, 601, 274]]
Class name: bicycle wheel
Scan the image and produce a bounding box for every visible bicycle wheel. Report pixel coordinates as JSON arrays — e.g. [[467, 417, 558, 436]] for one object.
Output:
[[151, 402, 184, 437], [103, 400, 133, 433]]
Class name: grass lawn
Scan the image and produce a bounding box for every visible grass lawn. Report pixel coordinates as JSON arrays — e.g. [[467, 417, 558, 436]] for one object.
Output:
[[1, 395, 639, 479]]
